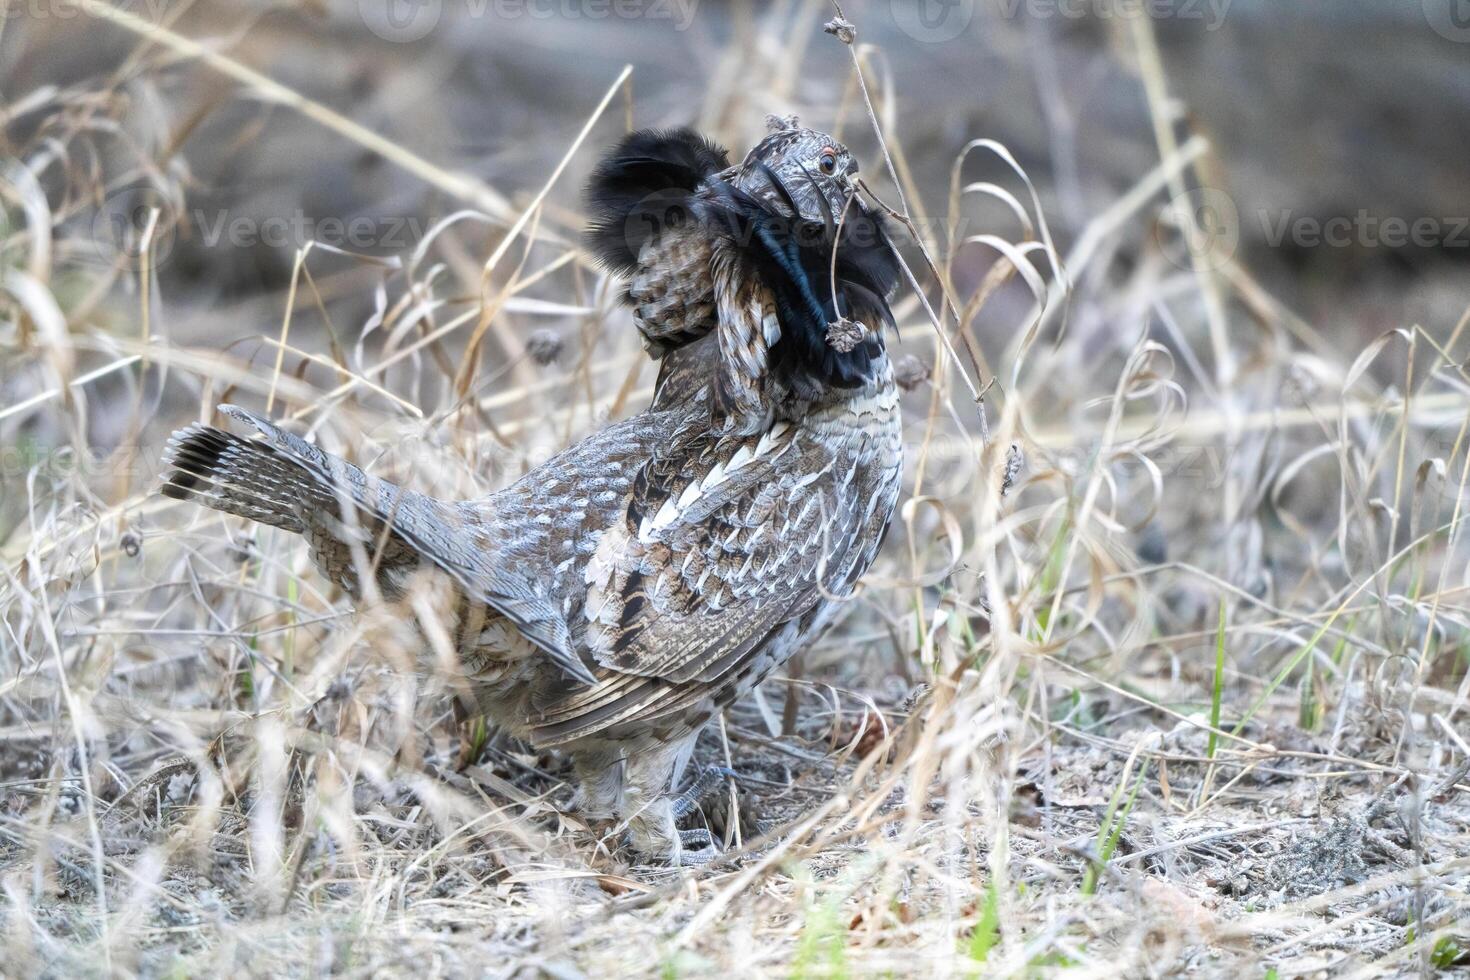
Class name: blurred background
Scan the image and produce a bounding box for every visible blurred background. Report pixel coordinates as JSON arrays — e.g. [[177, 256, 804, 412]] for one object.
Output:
[[6, 0, 1469, 577], [1, 0, 1465, 527], [4, 0, 1467, 433]]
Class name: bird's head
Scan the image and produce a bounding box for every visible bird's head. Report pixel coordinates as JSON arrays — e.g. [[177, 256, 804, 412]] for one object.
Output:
[[730, 117, 859, 226]]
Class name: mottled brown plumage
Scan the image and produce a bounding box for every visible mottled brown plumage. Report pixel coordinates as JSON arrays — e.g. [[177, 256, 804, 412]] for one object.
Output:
[[161, 120, 903, 864]]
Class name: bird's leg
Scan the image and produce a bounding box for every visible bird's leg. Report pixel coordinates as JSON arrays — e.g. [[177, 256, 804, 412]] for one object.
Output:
[[619, 740, 721, 866], [676, 828, 720, 865], [670, 764, 737, 819], [624, 795, 683, 864], [566, 747, 622, 821]]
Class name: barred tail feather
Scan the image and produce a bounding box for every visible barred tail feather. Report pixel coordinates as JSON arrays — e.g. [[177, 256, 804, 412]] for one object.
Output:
[[160, 423, 315, 533], [161, 407, 404, 549]]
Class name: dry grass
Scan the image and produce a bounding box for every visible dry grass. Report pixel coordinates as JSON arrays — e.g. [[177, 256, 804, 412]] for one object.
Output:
[[2, 3, 1469, 977]]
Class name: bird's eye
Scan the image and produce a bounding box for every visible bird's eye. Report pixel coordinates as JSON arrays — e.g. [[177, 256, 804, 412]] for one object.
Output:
[[818, 150, 838, 174]]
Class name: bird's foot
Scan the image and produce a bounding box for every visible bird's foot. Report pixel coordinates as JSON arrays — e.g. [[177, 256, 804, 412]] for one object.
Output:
[[670, 765, 736, 820], [562, 785, 616, 822], [673, 828, 721, 866]]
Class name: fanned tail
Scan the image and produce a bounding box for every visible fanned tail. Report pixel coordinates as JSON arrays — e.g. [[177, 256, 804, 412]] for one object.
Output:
[[160, 422, 317, 533], [161, 405, 452, 573], [159, 405, 595, 685]]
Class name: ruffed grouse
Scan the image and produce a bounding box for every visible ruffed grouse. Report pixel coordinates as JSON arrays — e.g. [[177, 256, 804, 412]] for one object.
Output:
[[161, 119, 904, 864]]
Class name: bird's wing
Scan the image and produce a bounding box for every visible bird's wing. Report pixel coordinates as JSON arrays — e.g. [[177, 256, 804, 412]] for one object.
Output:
[[529, 415, 888, 746]]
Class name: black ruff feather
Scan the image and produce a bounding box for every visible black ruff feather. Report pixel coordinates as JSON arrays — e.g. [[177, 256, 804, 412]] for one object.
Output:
[[701, 181, 900, 393], [584, 128, 730, 272]]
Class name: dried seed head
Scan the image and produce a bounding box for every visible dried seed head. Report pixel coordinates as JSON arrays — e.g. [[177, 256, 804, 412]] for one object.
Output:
[[900, 682, 932, 713], [825, 318, 863, 353], [1001, 443, 1024, 498], [229, 535, 256, 564], [892, 354, 929, 391], [823, 16, 856, 44], [525, 329, 564, 366]]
